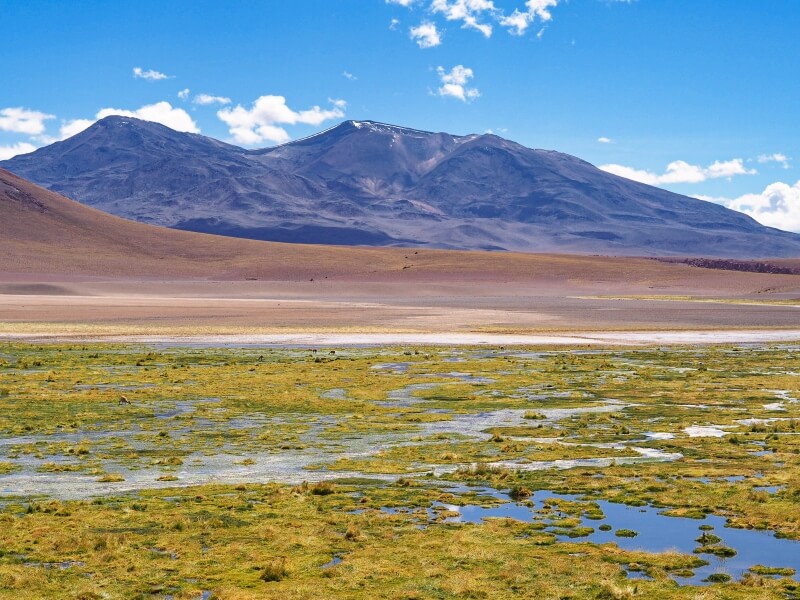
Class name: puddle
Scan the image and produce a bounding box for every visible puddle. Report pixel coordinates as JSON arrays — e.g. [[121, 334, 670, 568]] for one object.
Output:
[[753, 485, 784, 494], [738, 417, 790, 426], [430, 447, 681, 477], [74, 383, 155, 392], [371, 362, 410, 374], [155, 401, 197, 419], [24, 560, 85, 570], [771, 390, 799, 403], [645, 432, 675, 440], [377, 383, 440, 407], [430, 486, 800, 586], [684, 425, 732, 438], [419, 372, 495, 384], [321, 554, 343, 568]]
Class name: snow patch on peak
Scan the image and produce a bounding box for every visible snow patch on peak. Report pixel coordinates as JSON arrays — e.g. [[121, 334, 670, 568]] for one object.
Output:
[[348, 120, 438, 137]]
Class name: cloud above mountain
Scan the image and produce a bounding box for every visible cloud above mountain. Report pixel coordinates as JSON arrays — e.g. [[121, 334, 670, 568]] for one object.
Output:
[[0, 142, 37, 160], [0, 107, 54, 136], [436, 65, 480, 101], [696, 181, 800, 233], [600, 158, 756, 185], [56, 102, 199, 141], [217, 95, 346, 145]]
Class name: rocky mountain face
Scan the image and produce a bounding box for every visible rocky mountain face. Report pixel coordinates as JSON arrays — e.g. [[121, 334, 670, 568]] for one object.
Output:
[[4, 116, 800, 257]]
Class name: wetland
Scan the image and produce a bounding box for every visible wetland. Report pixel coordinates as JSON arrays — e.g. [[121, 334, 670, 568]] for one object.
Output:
[[0, 341, 798, 599]]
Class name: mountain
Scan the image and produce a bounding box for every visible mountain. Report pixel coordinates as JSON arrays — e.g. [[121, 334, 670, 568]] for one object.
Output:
[[4, 116, 800, 257], [4, 165, 800, 316]]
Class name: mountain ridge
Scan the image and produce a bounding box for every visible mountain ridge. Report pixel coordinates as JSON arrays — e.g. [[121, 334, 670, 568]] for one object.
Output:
[[3, 116, 799, 258]]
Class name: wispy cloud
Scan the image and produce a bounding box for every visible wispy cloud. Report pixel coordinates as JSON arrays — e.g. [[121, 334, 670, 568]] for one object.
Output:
[[436, 65, 480, 101], [600, 158, 756, 185], [178, 88, 191, 101], [217, 95, 345, 145], [132, 67, 172, 81], [597, 136, 612, 144], [410, 21, 442, 47], [0, 107, 55, 135], [342, 71, 358, 81], [193, 94, 232, 106], [757, 153, 791, 169]]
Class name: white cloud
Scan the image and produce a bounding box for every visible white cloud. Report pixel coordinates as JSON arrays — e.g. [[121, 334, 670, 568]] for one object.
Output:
[[499, 10, 529, 35], [2, 100, 198, 148], [410, 21, 442, 47], [0, 107, 55, 135], [432, 0, 495, 37], [757, 153, 791, 169], [436, 65, 480, 101], [597, 136, 612, 144], [178, 88, 191, 101], [705, 158, 755, 179], [0, 142, 37, 160], [395, 0, 574, 45], [132, 67, 171, 81], [96, 101, 199, 133], [600, 158, 756, 185], [390, 18, 401, 29], [698, 181, 800, 233], [342, 71, 358, 81], [217, 95, 345, 145], [499, 0, 558, 35], [59, 118, 95, 139], [193, 94, 232, 106]]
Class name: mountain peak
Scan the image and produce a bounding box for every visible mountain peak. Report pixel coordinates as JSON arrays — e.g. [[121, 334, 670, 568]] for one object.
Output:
[[348, 120, 436, 136], [281, 119, 451, 148], [91, 115, 172, 133]]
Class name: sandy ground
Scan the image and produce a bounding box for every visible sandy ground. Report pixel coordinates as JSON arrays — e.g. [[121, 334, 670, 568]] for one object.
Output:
[[3, 330, 799, 347], [0, 279, 798, 345]]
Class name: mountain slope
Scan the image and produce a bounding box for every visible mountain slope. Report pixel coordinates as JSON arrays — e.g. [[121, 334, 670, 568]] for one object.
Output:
[[4, 117, 800, 257], [0, 166, 407, 279]]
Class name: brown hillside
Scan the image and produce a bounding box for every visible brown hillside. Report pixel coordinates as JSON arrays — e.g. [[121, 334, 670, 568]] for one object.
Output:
[[1, 167, 799, 297]]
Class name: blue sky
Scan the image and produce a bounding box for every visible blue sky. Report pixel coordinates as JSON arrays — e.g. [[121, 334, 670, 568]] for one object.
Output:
[[2, 0, 799, 231]]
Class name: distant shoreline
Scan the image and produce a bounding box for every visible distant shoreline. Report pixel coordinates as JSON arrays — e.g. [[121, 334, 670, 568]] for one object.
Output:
[[2, 329, 799, 347]]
